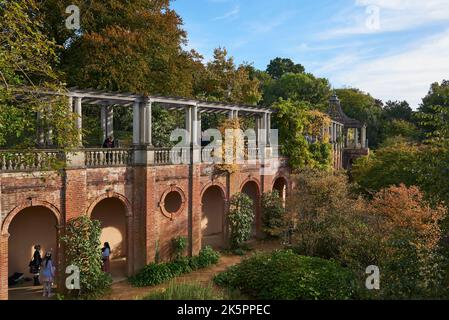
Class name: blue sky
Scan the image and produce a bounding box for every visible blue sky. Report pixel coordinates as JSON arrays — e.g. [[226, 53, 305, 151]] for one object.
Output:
[[172, 0, 449, 109]]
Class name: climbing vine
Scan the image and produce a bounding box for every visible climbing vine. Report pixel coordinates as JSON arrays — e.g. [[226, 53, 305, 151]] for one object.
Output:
[[273, 99, 333, 171]]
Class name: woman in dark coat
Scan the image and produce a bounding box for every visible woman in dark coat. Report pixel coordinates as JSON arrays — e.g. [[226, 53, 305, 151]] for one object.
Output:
[[30, 245, 43, 286]]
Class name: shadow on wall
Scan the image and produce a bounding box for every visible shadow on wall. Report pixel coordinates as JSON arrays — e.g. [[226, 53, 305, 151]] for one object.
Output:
[[8, 206, 57, 276], [91, 198, 127, 259]]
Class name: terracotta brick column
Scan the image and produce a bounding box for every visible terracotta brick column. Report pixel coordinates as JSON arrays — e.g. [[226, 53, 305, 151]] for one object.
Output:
[[0, 233, 9, 300], [145, 167, 157, 265], [190, 164, 202, 256], [63, 169, 87, 221]]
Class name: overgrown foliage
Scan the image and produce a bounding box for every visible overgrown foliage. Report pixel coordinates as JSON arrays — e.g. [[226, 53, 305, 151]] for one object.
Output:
[[228, 193, 254, 249], [261, 191, 285, 237], [214, 250, 357, 300], [60, 215, 112, 299], [273, 99, 332, 171], [129, 246, 220, 287], [284, 170, 448, 299], [0, 0, 78, 154]]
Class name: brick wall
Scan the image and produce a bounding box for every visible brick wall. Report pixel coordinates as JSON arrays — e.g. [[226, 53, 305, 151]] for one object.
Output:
[[0, 162, 289, 300]]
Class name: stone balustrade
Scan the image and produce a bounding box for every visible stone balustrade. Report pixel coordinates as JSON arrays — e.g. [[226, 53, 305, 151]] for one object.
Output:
[[85, 148, 133, 167], [0, 146, 282, 172]]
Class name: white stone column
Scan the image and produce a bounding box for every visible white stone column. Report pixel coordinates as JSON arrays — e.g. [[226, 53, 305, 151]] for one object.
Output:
[[355, 128, 359, 148], [74, 97, 83, 146], [106, 106, 114, 138], [191, 104, 199, 146], [197, 110, 202, 146], [139, 103, 146, 145], [228, 110, 234, 120], [266, 113, 271, 146], [144, 100, 152, 146], [132, 101, 141, 145], [185, 106, 192, 143], [101, 106, 107, 142], [361, 125, 367, 148]]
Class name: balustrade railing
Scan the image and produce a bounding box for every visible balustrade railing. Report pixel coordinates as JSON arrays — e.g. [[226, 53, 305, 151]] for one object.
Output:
[[154, 147, 190, 165], [0, 150, 62, 172], [85, 148, 133, 167], [0, 145, 285, 172]]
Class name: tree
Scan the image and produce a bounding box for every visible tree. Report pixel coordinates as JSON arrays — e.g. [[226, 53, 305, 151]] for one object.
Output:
[[266, 57, 305, 80], [264, 73, 332, 108], [261, 191, 285, 237], [42, 0, 203, 96], [194, 48, 262, 105], [417, 80, 449, 137], [383, 100, 414, 122], [0, 0, 78, 153]]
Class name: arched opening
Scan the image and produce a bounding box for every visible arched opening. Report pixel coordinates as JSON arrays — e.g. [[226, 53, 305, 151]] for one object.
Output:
[[7, 206, 58, 300], [273, 177, 288, 207], [91, 198, 128, 280], [201, 186, 225, 249], [241, 181, 260, 238]]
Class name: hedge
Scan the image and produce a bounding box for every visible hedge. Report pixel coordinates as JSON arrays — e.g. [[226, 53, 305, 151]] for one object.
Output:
[[214, 250, 357, 300]]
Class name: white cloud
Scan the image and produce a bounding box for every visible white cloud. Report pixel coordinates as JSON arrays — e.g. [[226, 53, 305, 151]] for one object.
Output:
[[321, 0, 449, 38], [211, 5, 240, 21], [320, 29, 449, 108]]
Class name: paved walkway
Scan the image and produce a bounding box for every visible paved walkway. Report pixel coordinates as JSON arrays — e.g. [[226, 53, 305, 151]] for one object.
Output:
[[103, 240, 282, 300]]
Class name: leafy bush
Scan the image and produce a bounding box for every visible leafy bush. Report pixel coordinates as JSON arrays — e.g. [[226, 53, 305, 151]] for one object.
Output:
[[214, 250, 356, 300], [129, 247, 220, 287], [285, 169, 448, 299], [261, 191, 285, 237], [144, 281, 222, 300], [228, 193, 254, 249], [171, 236, 188, 261], [60, 215, 112, 299]]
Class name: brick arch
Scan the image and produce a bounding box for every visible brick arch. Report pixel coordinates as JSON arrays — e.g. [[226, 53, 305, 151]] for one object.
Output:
[[1, 199, 61, 236], [272, 175, 289, 192], [239, 177, 261, 194], [86, 192, 132, 218], [200, 181, 227, 201]]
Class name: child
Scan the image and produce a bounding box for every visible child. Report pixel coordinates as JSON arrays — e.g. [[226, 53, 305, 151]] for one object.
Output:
[[41, 252, 55, 297]]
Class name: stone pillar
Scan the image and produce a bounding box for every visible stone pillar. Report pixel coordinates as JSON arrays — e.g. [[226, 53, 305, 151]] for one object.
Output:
[[139, 103, 146, 145], [0, 233, 9, 300], [190, 164, 202, 256], [74, 97, 83, 146], [266, 113, 271, 146], [197, 111, 202, 147], [106, 106, 114, 138], [361, 125, 367, 148], [355, 128, 359, 148], [191, 105, 198, 146], [185, 106, 192, 144], [144, 100, 152, 146], [132, 101, 141, 145], [101, 106, 107, 142], [228, 110, 234, 120]]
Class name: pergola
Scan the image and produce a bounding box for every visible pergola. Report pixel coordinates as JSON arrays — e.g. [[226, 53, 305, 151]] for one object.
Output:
[[327, 93, 368, 149], [66, 88, 274, 148]]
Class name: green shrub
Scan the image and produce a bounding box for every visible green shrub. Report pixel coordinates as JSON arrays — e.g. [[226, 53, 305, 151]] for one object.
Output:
[[261, 191, 285, 237], [228, 193, 254, 249], [143, 282, 222, 300], [171, 236, 188, 261], [129, 263, 173, 287], [129, 247, 220, 287], [214, 250, 356, 300], [60, 215, 112, 299]]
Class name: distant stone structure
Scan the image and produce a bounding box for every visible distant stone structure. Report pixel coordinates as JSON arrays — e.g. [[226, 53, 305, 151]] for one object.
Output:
[[327, 93, 369, 169]]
